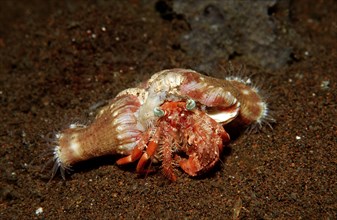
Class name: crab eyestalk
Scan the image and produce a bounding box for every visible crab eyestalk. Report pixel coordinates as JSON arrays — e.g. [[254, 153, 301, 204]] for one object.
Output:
[[153, 107, 165, 117], [186, 99, 196, 110]]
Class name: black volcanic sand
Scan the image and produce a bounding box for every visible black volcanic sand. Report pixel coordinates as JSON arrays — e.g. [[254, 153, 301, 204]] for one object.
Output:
[[0, 1, 336, 219]]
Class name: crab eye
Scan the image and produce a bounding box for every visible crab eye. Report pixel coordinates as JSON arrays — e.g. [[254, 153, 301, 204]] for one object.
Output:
[[186, 99, 196, 110], [153, 107, 165, 117]]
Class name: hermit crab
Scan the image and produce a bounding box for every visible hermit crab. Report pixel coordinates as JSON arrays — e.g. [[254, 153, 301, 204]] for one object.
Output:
[[51, 68, 270, 180]]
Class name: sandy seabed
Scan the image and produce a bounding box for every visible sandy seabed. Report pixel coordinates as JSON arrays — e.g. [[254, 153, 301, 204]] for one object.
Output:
[[0, 1, 336, 219]]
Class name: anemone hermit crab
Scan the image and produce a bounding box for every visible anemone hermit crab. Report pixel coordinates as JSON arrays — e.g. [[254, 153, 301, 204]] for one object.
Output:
[[51, 68, 270, 181]]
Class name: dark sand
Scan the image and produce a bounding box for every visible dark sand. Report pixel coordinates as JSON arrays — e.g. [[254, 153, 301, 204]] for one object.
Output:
[[0, 1, 336, 219]]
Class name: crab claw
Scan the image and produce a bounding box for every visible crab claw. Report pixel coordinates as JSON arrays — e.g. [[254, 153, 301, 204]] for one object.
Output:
[[179, 156, 200, 176]]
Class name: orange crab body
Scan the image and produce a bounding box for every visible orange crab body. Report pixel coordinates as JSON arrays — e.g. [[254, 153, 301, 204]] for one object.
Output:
[[116, 101, 231, 180]]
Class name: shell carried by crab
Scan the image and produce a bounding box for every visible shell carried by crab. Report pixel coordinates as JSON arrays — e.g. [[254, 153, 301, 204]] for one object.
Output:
[[51, 68, 271, 180]]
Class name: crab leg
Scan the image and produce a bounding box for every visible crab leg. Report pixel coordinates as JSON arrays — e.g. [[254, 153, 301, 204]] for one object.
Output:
[[116, 133, 150, 165], [162, 141, 177, 181], [116, 147, 144, 165], [136, 140, 158, 172]]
